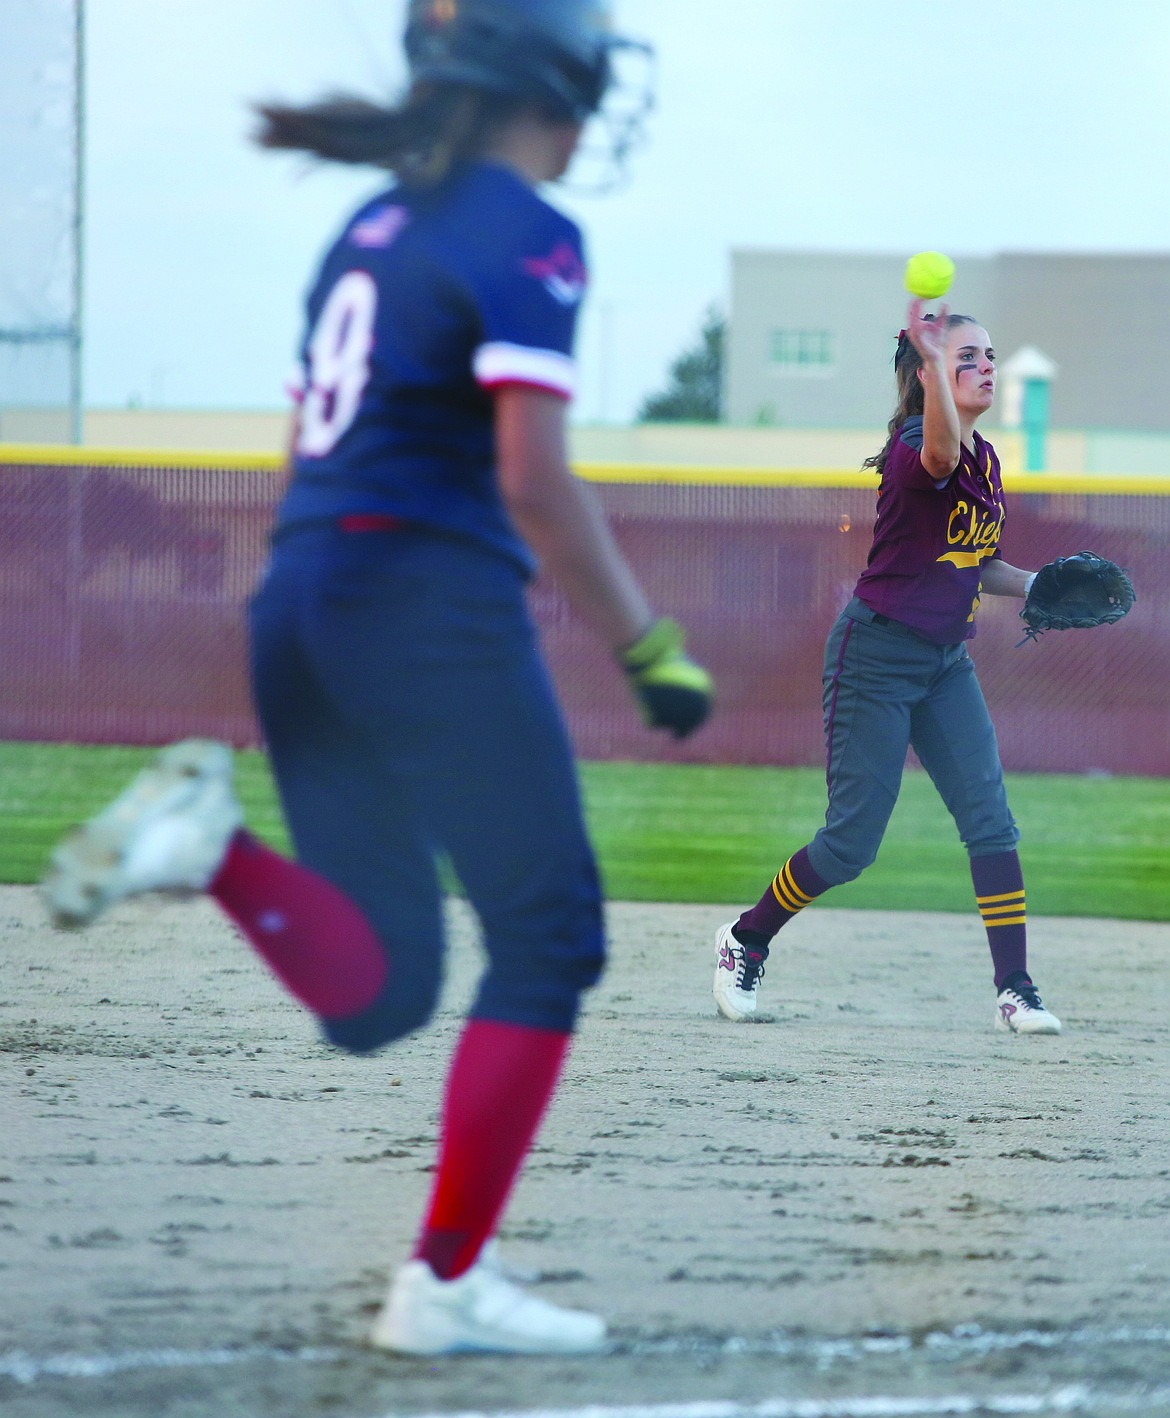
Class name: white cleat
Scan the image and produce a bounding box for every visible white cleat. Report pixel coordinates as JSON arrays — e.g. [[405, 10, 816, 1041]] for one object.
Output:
[[478, 1238, 540, 1284], [995, 973, 1062, 1034], [369, 1255, 606, 1356], [40, 739, 243, 929], [712, 921, 767, 1021]]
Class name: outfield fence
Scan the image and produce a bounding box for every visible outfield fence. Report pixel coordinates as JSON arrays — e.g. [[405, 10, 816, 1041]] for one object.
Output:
[[1, 447, 1167, 775]]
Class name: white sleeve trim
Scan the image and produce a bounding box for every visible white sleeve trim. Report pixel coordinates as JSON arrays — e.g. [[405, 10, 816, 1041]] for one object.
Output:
[[473, 342, 576, 399]]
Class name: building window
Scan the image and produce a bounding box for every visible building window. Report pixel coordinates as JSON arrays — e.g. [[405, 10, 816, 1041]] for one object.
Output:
[[769, 328, 835, 375]]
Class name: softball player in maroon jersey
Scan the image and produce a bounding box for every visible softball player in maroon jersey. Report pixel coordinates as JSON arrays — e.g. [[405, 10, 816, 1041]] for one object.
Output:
[[41, 0, 712, 1355], [714, 299, 1061, 1036]]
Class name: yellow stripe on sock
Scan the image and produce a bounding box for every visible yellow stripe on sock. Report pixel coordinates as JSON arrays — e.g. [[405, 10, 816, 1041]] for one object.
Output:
[[781, 861, 814, 905], [771, 875, 805, 913], [983, 914, 1027, 927], [976, 889, 1026, 905], [981, 900, 1027, 916], [769, 856, 814, 913]]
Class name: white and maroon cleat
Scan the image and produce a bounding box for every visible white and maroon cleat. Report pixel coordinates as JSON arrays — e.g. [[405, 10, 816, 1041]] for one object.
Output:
[[995, 972, 1062, 1034]]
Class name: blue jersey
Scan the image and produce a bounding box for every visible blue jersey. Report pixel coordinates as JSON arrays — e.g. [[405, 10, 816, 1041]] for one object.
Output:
[[277, 161, 588, 574]]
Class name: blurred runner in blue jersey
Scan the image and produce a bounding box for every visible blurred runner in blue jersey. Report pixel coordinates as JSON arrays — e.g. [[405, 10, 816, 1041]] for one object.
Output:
[[42, 0, 712, 1355]]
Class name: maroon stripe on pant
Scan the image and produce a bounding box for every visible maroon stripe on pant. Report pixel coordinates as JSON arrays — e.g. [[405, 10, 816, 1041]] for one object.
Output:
[[824, 617, 856, 791]]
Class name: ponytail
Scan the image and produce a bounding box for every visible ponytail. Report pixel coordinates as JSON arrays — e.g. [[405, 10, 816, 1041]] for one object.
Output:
[[862, 314, 978, 476], [254, 82, 530, 185]]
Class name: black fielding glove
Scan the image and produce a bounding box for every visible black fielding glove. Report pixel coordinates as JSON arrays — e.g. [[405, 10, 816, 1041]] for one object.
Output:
[[1019, 550, 1136, 645], [617, 618, 714, 739]]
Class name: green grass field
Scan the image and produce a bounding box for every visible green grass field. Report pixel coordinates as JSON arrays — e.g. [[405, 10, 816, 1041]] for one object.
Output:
[[1, 740, 1167, 919]]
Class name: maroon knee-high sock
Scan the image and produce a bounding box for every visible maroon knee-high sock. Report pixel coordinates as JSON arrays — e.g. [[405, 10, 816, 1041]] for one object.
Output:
[[416, 1019, 569, 1281], [970, 850, 1028, 989], [209, 830, 388, 1019], [736, 846, 830, 941]]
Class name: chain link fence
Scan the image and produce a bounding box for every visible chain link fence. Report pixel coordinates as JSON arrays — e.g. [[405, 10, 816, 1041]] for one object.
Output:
[[1, 453, 1166, 775], [0, 1, 81, 444]]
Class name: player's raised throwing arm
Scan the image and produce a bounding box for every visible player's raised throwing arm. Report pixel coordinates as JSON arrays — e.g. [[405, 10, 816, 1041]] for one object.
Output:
[[905, 297, 962, 478]]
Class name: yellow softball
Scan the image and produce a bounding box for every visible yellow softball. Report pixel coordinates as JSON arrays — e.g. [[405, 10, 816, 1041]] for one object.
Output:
[[904, 251, 954, 300]]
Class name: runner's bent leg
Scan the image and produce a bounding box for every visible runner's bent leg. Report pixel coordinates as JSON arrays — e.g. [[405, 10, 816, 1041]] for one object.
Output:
[[240, 530, 448, 1052]]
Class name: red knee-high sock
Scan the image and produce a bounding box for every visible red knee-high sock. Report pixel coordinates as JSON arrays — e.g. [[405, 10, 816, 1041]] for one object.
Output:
[[209, 830, 388, 1019], [970, 849, 1028, 990], [416, 1019, 570, 1281]]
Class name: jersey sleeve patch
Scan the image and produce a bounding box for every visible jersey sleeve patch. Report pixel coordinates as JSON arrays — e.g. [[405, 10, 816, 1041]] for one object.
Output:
[[465, 196, 586, 390], [473, 342, 576, 399], [521, 241, 587, 307], [348, 204, 410, 250]]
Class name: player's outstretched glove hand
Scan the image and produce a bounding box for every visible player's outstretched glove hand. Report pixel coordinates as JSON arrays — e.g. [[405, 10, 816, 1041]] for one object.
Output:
[[618, 618, 713, 739], [1018, 549, 1136, 645]]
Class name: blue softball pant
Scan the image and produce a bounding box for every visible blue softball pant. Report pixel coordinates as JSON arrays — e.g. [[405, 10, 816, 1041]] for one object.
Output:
[[248, 525, 605, 1054], [805, 597, 1019, 887]]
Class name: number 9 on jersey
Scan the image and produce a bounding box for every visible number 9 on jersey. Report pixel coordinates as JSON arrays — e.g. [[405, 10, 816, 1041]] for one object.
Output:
[[298, 270, 378, 458]]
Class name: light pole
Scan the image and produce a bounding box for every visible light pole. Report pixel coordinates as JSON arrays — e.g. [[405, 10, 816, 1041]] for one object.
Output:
[[71, 0, 85, 444]]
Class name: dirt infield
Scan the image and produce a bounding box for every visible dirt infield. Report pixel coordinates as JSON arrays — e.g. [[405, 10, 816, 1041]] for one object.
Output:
[[3, 885, 1170, 1417]]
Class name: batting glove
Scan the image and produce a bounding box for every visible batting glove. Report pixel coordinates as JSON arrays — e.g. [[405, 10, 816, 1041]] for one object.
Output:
[[617, 618, 713, 739]]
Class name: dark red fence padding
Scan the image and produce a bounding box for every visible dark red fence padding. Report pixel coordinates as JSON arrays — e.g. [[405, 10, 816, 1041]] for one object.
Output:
[[2, 461, 1165, 775]]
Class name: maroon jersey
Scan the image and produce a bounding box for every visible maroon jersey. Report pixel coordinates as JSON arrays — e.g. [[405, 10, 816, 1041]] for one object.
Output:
[[853, 416, 1005, 643]]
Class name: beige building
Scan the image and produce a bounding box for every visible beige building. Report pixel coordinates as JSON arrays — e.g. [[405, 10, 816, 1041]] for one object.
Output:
[[6, 247, 1170, 475], [726, 249, 1170, 439]]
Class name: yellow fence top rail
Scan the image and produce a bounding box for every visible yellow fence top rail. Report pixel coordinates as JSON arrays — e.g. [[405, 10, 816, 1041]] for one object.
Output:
[[3, 444, 1170, 496], [574, 462, 1170, 496], [0, 443, 285, 471]]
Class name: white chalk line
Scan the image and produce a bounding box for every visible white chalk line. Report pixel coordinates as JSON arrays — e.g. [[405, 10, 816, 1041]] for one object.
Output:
[[0, 1344, 342, 1385], [387, 1393, 1170, 1418], [626, 1322, 1170, 1359], [387, 1394, 1163, 1418], [2, 1322, 1170, 1391]]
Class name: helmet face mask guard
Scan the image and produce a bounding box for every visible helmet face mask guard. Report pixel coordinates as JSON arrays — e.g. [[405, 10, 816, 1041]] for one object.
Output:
[[561, 34, 653, 194], [404, 0, 654, 189]]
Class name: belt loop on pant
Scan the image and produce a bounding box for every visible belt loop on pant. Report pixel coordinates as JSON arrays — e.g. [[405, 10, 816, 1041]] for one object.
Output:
[[337, 514, 404, 534], [871, 612, 890, 626]]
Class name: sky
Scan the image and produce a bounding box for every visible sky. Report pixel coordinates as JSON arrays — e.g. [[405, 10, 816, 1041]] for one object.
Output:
[[69, 0, 1170, 422]]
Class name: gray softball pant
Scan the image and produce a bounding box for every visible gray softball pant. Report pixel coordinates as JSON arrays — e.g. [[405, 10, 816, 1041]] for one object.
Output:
[[805, 597, 1020, 888]]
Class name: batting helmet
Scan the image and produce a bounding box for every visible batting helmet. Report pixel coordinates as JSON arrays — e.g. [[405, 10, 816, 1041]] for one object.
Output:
[[404, 0, 634, 123]]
